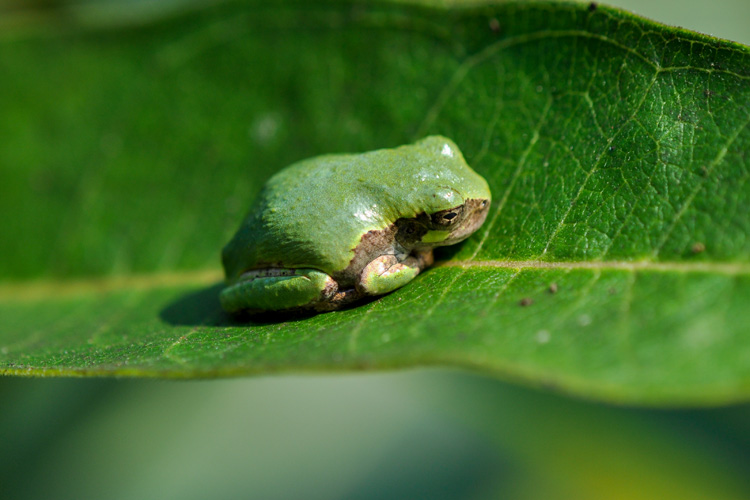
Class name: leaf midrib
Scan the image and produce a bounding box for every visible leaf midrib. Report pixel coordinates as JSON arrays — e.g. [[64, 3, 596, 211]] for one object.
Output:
[[440, 259, 750, 274]]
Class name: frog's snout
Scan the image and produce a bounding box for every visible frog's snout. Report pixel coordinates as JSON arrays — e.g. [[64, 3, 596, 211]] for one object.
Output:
[[468, 198, 491, 232], [476, 198, 490, 221]]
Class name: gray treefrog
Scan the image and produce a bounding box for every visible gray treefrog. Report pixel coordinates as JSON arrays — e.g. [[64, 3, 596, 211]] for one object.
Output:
[[221, 136, 491, 313]]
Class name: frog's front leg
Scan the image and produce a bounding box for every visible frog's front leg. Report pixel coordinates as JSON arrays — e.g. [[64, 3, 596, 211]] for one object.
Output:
[[357, 250, 434, 296], [220, 268, 339, 313]]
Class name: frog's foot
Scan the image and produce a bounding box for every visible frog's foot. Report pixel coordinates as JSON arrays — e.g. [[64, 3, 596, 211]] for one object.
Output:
[[220, 268, 339, 313], [356, 250, 434, 296], [312, 288, 362, 312]]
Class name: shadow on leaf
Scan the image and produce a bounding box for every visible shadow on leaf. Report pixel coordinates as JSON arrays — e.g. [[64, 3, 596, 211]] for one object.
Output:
[[159, 283, 233, 326], [434, 244, 464, 262], [160, 283, 325, 327]]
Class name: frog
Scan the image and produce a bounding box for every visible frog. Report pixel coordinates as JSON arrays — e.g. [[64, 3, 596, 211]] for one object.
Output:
[[220, 135, 492, 314]]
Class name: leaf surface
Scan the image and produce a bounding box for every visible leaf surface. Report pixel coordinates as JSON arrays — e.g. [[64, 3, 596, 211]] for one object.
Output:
[[2, 1, 750, 405]]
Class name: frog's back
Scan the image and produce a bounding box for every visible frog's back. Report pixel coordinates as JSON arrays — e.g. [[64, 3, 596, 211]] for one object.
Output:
[[222, 136, 489, 280]]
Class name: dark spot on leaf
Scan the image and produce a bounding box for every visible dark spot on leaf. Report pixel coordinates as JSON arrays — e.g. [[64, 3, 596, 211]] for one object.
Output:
[[488, 18, 501, 33], [608, 145, 616, 152], [704, 89, 715, 98], [588, 2, 598, 11], [608, 287, 618, 295], [548, 283, 558, 294], [519, 297, 533, 307], [691, 242, 706, 254]]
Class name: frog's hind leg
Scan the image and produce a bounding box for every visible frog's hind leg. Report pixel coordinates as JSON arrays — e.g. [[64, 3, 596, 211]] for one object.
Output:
[[357, 250, 434, 296], [220, 268, 338, 313]]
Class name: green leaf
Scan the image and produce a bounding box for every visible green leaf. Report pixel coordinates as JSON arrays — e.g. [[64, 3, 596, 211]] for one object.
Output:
[[1, 1, 749, 405]]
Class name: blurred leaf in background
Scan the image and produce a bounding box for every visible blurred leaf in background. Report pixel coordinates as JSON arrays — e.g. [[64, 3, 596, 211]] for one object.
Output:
[[3, 373, 750, 499], [1, 0, 750, 498]]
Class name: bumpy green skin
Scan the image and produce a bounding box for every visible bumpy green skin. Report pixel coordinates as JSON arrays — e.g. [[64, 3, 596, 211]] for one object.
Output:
[[221, 136, 491, 313]]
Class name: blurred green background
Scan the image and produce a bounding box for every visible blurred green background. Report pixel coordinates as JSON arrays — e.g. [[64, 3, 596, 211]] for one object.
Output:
[[2, 1, 750, 499]]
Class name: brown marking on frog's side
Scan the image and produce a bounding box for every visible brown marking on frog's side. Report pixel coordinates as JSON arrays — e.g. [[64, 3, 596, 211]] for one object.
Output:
[[333, 223, 401, 287]]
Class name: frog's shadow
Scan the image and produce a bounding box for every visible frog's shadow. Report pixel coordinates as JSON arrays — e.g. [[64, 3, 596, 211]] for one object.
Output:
[[434, 244, 463, 262], [159, 282, 380, 327]]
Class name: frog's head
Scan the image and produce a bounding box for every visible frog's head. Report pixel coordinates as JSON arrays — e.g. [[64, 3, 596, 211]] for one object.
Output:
[[395, 136, 492, 249]]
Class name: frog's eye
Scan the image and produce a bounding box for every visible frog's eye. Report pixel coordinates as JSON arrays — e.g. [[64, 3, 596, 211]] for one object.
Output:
[[431, 206, 464, 227]]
